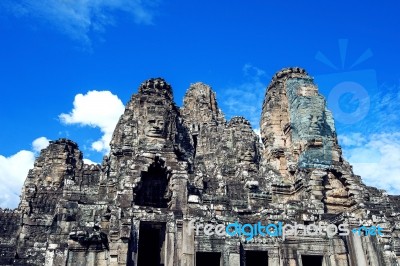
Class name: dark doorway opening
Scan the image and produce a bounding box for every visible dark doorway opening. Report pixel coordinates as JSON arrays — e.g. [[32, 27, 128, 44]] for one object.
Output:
[[135, 162, 169, 208], [301, 255, 323, 266], [196, 252, 221, 266], [246, 250, 268, 266], [137, 222, 166, 266]]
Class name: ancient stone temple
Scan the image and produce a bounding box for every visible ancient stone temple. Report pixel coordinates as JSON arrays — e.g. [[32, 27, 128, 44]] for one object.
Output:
[[1, 67, 400, 266]]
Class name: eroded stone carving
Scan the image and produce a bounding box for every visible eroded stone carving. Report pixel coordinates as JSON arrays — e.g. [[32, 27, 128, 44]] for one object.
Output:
[[1, 70, 400, 266]]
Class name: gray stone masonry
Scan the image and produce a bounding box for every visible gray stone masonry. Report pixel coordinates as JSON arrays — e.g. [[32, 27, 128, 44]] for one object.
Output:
[[1, 69, 400, 266]]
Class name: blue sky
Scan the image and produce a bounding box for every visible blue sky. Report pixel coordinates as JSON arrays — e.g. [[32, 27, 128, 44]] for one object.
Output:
[[0, 0, 399, 208]]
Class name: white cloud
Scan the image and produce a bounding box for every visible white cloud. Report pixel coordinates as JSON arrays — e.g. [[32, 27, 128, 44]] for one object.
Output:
[[59, 90, 125, 154], [338, 133, 367, 147], [0, 137, 50, 209], [1, 0, 159, 44], [83, 158, 99, 165], [340, 132, 400, 195], [32, 136, 50, 153], [220, 64, 267, 128]]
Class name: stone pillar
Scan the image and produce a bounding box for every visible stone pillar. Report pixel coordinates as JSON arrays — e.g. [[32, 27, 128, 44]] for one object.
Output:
[[268, 249, 280, 266], [130, 220, 140, 265], [328, 254, 350, 266], [228, 253, 240, 266], [117, 242, 128, 265], [175, 219, 184, 266], [181, 219, 195, 266], [96, 251, 109, 266], [85, 252, 96, 266], [165, 221, 176, 266], [281, 249, 298, 266], [348, 234, 367, 266], [363, 235, 381, 266]]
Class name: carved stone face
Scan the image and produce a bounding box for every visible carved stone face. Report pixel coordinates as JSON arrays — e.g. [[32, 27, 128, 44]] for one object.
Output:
[[145, 117, 166, 138], [238, 143, 256, 163], [309, 114, 322, 135], [142, 98, 171, 140]]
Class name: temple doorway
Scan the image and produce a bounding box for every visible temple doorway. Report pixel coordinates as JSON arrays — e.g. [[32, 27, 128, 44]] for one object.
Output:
[[301, 255, 323, 266], [137, 222, 166, 266], [196, 252, 221, 266], [245, 250, 268, 266]]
